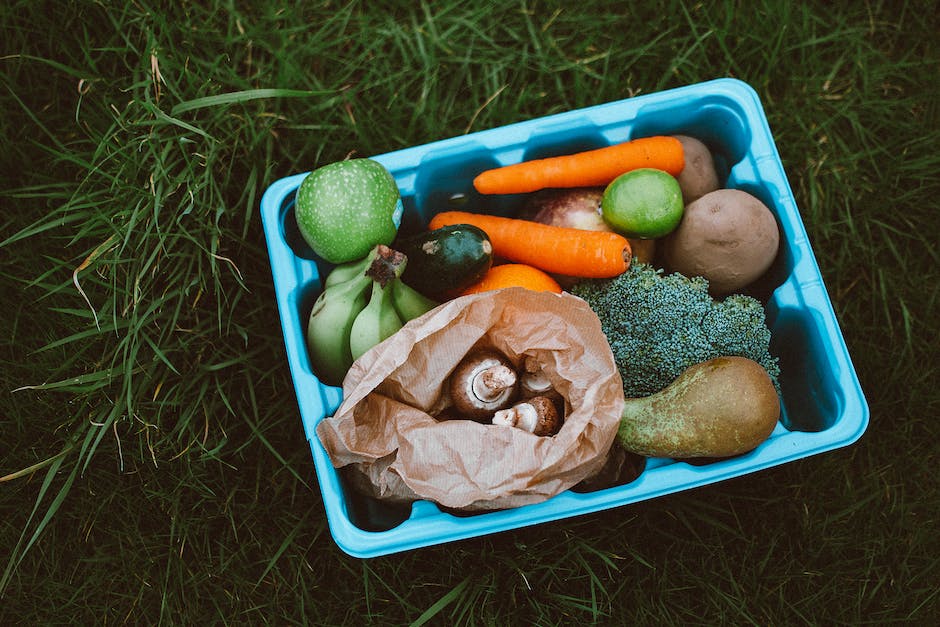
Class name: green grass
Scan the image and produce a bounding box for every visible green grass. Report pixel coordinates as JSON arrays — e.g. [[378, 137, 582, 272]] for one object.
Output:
[[2, 0, 938, 623]]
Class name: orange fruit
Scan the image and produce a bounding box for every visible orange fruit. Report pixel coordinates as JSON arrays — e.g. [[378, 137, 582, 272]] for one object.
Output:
[[601, 168, 684, 239], [460, 264, 563, 295]]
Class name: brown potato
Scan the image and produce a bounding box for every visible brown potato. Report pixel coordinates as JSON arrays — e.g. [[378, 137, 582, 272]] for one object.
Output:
[[674, 135, 720, 204], [661, 188, 779, 296]]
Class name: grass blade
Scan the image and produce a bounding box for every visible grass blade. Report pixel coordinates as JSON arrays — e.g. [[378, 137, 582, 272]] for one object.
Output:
[[0, 427, 91, 597], [170, 88, 326, 115], [409, 576, 471, 627]]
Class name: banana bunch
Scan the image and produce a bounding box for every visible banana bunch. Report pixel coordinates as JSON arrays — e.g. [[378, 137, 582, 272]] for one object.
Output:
[[306, 245, 439, 387]]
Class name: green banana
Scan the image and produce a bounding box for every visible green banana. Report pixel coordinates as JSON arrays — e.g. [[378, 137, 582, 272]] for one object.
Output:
[[308, 244, 436, 383], [305, 270, 372, 387], [390, 278, 439, 322], [349, 278, 403, 361], [323, 247, 380, 289]]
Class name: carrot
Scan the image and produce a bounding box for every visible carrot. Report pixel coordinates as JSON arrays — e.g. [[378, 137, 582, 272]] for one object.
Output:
[[473, 135, 684, 195], [428, 211, 632, 279], [461, 264, 563, 295]]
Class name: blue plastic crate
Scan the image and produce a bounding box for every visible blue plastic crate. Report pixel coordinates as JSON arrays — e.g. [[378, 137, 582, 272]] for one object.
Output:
[[260, 78, 869, 557]]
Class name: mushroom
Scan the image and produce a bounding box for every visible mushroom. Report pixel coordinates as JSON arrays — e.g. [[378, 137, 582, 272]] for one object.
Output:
[[448, 349, 519, 420], [492, 395, 561, 437], [518, 355, 562, 403]]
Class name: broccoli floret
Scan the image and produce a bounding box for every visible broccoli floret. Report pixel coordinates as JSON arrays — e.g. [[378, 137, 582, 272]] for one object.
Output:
[[570, 262, 780, 398]]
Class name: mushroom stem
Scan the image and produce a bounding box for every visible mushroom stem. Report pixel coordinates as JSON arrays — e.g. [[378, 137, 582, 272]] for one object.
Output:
[[448, 350, 519, 420], [492, 395, 561, 437], [519, 356, 562, 402], [473, 364, 518, 402]]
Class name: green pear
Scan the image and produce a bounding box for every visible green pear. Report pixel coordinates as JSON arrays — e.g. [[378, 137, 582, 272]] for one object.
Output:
[[294, 158, 401, 264]]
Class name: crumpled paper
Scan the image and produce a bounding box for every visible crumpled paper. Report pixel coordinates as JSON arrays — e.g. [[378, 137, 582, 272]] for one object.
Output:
[[315, 287, 625, 511]]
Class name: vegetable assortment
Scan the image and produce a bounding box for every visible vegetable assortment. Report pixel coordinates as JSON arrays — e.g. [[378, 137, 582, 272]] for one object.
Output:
[[301, 132, 784, 490]]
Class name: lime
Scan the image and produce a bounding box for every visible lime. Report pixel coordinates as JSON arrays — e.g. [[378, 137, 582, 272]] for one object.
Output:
[[294, 158, 402, 264], [601, 168, 684, 239]]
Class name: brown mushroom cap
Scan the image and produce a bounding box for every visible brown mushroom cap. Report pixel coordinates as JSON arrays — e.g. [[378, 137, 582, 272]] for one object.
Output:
[[528, 395, 561, 436]]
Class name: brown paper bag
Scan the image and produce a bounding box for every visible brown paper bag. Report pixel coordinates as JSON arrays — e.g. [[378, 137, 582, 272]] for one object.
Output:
[[315, 287, 624, 511]]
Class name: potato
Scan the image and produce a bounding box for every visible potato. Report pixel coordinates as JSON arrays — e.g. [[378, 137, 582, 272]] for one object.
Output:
[[661, 188, 779, 296], [674, 135, 720, 204]]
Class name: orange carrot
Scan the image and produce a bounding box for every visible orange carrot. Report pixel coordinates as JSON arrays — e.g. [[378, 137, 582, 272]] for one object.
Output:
[[461, 264, 563, 295], [428, 211, 631, 279], [473, 135, 684, 195]]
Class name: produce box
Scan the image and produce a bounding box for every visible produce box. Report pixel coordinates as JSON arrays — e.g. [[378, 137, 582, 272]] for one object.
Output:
[[259, 78, 869, 557]]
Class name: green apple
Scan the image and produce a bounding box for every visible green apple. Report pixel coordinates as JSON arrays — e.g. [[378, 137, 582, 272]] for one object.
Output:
[[294, 158, 402, 264]]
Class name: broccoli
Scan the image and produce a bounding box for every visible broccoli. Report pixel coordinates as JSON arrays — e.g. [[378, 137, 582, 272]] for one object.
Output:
[[570, 262, 780, 398]]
